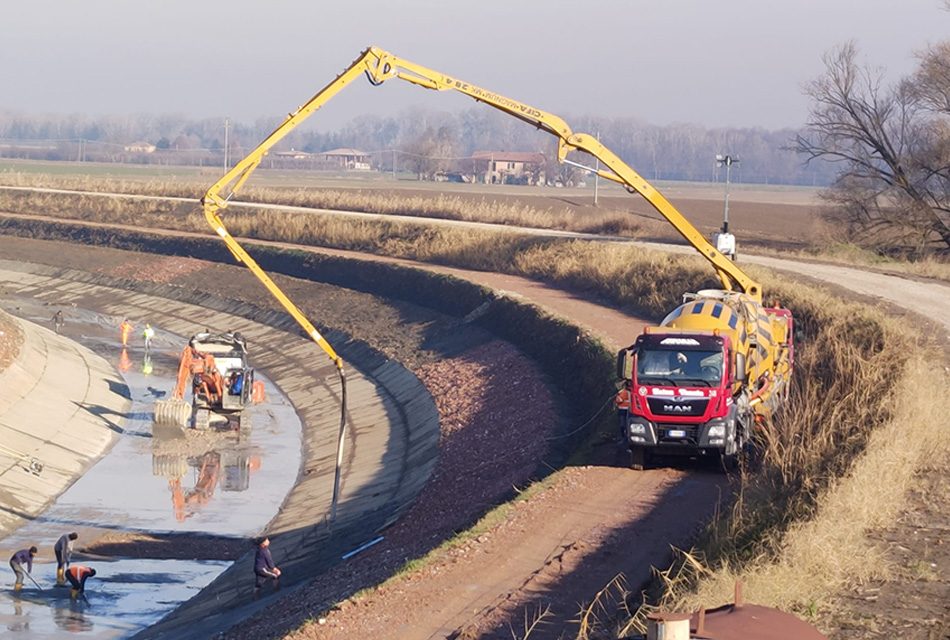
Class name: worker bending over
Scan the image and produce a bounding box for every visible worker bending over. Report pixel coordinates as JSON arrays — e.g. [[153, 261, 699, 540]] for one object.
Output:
[[54, 532, 79, 586], [9, 546, 37, 592], [253, 537, 281, 598], [66, 565, 96, 599]]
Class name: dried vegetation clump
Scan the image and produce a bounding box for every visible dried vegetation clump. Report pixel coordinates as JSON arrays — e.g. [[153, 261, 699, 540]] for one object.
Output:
[[0, 309, 24, 373]]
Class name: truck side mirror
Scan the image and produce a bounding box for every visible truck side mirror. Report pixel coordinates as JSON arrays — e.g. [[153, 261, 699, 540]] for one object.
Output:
[[734, 352, 748, 383], [617, 348, 634, 381]]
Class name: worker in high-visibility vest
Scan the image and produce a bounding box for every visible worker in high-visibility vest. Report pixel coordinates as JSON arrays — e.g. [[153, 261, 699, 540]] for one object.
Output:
[[143, 323, 155, 352], [615, 387, 631, 442], [66, 564, 97, 599]]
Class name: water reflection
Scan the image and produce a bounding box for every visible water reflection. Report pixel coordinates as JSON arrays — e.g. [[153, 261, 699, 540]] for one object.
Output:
[[51, 601, 93, 633], [151, 424, 261, 522], [117, 348, 132, 373], [7, 598, 29, 633]]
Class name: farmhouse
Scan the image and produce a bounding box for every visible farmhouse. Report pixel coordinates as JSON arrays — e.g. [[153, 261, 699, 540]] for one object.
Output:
[[470, 150, 545, 184], [273, 149, 312, 160], [124, 141, 156, 154], [321, 147, 371, 170]]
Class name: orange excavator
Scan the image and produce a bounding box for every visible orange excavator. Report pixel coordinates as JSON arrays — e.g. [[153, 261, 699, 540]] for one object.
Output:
[[154, 332, 265, 430]]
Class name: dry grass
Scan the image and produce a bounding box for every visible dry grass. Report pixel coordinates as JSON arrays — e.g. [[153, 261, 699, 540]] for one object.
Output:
[[0, 172, 642, 236], [666, 358, 947, 617], [5, 171, 947, 282], [760, 241, 950, 282], [0, 187, 714, 317], [0, 309, 24, 373]]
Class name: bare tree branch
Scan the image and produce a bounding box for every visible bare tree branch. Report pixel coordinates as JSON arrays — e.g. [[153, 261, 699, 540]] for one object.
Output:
[[796, 42, 950, 254]]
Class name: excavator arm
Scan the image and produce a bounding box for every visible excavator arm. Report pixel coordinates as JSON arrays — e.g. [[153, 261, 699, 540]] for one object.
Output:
[[202, 46, 762, 301]]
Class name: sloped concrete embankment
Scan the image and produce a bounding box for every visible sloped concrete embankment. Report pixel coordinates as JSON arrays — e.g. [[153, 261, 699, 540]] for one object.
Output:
[[0, 311, 130, 538], [0, 261, 440, 638]]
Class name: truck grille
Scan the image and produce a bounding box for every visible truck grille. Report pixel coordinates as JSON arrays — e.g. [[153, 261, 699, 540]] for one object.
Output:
[[646, 397, 709, 417]]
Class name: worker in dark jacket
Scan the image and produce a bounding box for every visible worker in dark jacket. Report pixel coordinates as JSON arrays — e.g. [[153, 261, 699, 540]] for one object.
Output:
[[253, 537, 281, 598], [65, 565, 96, 599], [54, 532, 79, 586], [9, 547, 37, 592]]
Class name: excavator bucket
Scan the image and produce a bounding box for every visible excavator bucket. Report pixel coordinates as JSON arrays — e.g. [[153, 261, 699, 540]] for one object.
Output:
[[154, 398, 191, 427]]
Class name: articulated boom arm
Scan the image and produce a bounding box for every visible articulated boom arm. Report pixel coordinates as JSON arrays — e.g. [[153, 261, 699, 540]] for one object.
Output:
[[202, 46, 762, 317]]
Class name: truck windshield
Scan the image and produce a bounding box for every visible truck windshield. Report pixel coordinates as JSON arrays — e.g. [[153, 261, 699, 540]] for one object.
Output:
[[636, 349, 724, 386]]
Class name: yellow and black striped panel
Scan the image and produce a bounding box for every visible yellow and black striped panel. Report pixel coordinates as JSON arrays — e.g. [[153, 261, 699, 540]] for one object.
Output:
[[661, 299, 740, 332]]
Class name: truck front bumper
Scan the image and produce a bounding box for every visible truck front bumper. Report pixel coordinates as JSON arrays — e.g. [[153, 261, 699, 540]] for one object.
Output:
[[626, 417, 733, 454]]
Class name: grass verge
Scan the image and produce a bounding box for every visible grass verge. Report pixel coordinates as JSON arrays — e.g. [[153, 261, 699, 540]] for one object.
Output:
[[3, 174, 947, 281], [0, 172, 642, 236]]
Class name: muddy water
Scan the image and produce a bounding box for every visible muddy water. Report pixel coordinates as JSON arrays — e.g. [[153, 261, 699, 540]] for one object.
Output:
[[0, 297, 303, 637], [0, 558, 229, 638]]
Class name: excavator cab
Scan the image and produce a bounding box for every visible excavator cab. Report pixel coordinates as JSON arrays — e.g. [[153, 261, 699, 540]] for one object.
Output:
[[154, 331, 262, 430]]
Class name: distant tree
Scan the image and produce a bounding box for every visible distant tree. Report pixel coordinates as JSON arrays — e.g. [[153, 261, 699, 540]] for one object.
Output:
[[796, 42, 950, 253]]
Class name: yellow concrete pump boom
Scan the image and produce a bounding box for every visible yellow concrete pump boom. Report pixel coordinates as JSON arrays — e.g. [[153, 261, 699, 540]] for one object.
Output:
[[201, 45, 762, 303]]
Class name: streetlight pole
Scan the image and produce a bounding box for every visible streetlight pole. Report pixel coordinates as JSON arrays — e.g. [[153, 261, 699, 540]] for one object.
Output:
[[716, 154, 738, 233], [714, 154, 739, 260]]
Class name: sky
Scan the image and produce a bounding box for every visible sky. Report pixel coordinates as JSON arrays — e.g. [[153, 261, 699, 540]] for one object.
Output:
[[1, 0, 947, 132]]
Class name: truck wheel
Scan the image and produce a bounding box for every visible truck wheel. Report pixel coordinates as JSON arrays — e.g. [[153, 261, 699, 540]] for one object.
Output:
[[629, 447, 649, 471], [720, 452, 740, 473]]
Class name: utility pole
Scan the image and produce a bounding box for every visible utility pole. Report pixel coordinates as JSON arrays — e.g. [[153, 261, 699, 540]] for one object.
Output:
[[593, 130, 600, 206], [392, 149, 396, 180], [224, 117, 230, 170]]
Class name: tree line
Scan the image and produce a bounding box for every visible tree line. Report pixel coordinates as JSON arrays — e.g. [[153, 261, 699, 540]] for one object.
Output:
[[0, 107, 834, 187]]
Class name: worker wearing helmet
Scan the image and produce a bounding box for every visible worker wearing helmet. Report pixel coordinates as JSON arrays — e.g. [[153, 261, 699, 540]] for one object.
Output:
[[54, 532, 79, 586], [8, 546, 37, 592], [66, 564, 97, 599]]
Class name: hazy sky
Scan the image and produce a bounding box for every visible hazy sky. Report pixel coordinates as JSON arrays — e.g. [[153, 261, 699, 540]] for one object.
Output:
[[2, 0, 947, 131]]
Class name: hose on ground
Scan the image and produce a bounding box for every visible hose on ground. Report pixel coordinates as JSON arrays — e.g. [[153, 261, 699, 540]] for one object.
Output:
[[545, 393, 617, 441]]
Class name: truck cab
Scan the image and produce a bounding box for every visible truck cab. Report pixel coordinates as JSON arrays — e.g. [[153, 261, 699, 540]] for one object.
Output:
[[618, 331, 748, 469]]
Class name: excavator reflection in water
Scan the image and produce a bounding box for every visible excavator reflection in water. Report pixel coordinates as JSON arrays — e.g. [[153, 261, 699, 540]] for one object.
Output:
[[151, 424, 261, 522]]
